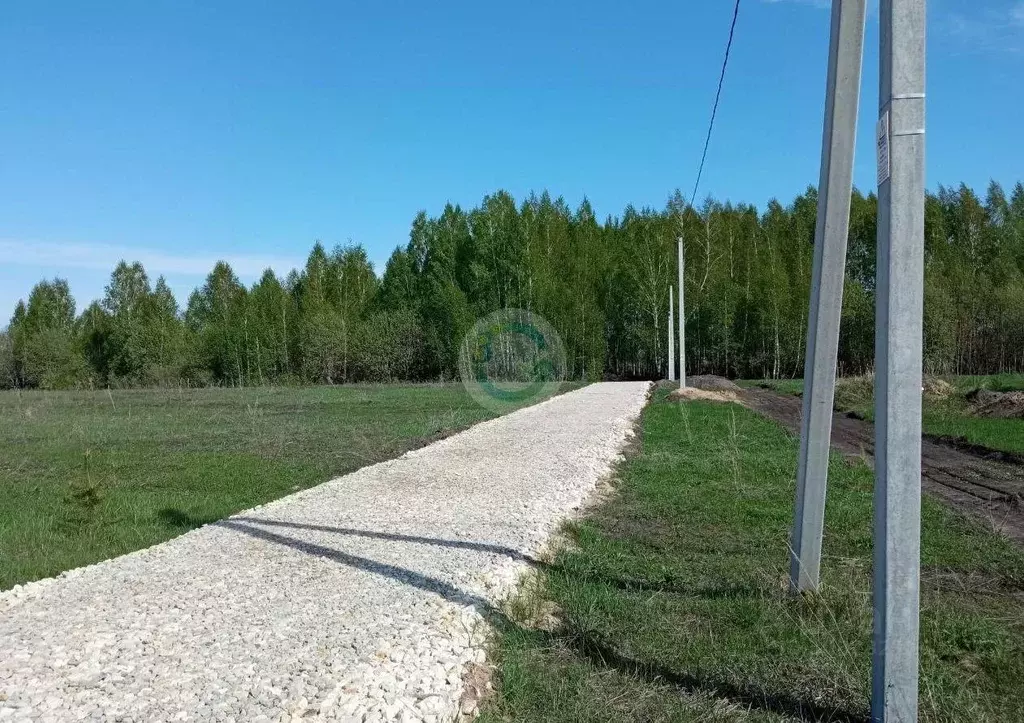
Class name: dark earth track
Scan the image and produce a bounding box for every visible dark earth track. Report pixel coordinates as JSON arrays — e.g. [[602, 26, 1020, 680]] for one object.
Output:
[[740, 387, 1024, 544]]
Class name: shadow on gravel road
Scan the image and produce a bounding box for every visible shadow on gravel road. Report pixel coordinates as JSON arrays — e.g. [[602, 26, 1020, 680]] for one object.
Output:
[[229, 516, 544, 566], [229, 517, 760, 600], [219, 518, 868, 723], [218, 519, 490, 608]]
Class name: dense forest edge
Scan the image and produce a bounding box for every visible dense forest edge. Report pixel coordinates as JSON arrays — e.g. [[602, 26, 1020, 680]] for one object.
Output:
[[3, 181, 1024, 390]]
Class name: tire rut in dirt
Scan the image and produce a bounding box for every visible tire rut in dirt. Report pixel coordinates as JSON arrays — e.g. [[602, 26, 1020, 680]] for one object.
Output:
[[739, 388, 1024, 545]]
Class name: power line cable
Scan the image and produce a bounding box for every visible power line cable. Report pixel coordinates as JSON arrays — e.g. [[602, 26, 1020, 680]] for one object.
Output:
[[689, 0, 742, 208]]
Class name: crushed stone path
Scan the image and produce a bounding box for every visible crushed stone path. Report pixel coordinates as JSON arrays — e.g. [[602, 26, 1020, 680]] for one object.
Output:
[[0, 382, 650, 723]]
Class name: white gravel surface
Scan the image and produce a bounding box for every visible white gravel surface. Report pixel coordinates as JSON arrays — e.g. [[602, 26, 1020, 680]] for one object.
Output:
[[0, 382, 649, 723]]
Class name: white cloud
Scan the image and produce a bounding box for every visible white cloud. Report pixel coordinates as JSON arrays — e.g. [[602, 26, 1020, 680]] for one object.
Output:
[[1012, 1, 1024, 26], [0, 240, 304, 280], [760, 0, 830, 7], [944, 4, 1024, 54], [759, 0, 880, 14], [764, 0, 1024, 53]]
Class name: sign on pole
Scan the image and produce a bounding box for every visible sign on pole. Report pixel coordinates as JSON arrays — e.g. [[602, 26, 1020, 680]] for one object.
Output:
[[876, 111, 891, 186]]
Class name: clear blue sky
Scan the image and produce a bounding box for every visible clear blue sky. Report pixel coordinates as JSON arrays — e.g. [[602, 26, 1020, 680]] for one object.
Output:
[[2, 0, 1022, 316]]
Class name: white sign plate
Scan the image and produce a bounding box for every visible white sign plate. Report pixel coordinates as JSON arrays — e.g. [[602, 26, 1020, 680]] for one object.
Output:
[[876, 111, 890, 186]]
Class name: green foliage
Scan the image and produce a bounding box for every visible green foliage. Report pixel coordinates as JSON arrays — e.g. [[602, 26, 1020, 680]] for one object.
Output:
[[248, 268, 294, 382], [0, 331, 14, 387], [9, 279, 88, 389], [4, 181, 1024, 389], [21, 327, 89, 389], [376, 247, 418, 312], [186, 261, 249, 384], [97, 262, 188, 385], [352, 309, 425, 382]]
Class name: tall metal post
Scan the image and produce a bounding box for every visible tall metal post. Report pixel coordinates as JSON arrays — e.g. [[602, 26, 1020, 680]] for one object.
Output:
[[677, 238, 686, 388], [668, 287, 675, 382], [790, 0, 867, 593], [872, 0, 925, 719]]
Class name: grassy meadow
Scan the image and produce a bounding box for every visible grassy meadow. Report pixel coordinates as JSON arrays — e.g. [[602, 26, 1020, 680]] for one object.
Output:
[[740, 374, 1024, 455], [481, 391, 1024, 722], [0, 383, 559, 590]]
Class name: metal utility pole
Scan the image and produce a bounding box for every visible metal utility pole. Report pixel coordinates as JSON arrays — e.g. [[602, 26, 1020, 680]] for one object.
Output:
[[677, 238, 686, 388], [668, 287, 676, 382], [790, 0, 867, 593], [872, 0, 925, 719]]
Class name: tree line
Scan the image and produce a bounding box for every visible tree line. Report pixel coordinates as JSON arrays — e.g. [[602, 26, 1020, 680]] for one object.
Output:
[[3, 181, 1023, 389]]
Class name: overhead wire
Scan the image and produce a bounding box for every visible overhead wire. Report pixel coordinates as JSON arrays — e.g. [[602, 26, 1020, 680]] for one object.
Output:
[[689, 0, 742, 208]]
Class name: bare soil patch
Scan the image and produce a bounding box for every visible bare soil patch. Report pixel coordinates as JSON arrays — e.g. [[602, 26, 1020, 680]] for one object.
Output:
[[970, 390, 1024, 419], [923, 434, 1024, 467], [739, 387, 1024, 545]]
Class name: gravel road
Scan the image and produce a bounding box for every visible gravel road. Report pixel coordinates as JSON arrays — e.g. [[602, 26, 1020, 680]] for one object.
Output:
[[0, 382, 649, 723]]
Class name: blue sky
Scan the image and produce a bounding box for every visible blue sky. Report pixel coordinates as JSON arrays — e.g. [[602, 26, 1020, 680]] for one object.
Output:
[[2, 0, 1022, 316]]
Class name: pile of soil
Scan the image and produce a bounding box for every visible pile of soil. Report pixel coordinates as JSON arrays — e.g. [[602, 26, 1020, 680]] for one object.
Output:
[[969, 389, 1024, 419], [967, 388, 1002, 405], [686, 375, 740, 391], [667, 386, 738, 404], [923, 376, 954, 399]]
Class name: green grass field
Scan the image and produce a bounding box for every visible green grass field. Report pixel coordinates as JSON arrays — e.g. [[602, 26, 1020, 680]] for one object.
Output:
[[0, 383, 560, 590], [481, 391, 1024, 722], [740, 374, 1024, 455]]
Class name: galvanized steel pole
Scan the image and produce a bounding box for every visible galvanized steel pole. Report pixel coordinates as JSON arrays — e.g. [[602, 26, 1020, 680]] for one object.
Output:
[[668, 286, 676, 382], [678, 238, 686, 388], [872, 0, 925, 719]]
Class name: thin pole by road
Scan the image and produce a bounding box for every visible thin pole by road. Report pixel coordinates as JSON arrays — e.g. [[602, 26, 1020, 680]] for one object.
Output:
[[668, 286, 675, 382], [790, 0, 867, 593], [872, 0, 925, 720], [678, 238, 686, 388]]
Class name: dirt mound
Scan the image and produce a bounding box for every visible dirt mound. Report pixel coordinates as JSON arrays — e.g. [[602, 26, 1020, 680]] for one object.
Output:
[[835, 374, 874, 409], [966, 388, 1003, 406], [667, 387, 737, 404], [971, 390, 1024, 419], [686, 375, 740, 391], [923, 376, 953, 399]]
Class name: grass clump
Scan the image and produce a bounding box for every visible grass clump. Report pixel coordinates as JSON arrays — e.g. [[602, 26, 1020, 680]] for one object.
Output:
[[481, 391, 1024, 722]]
